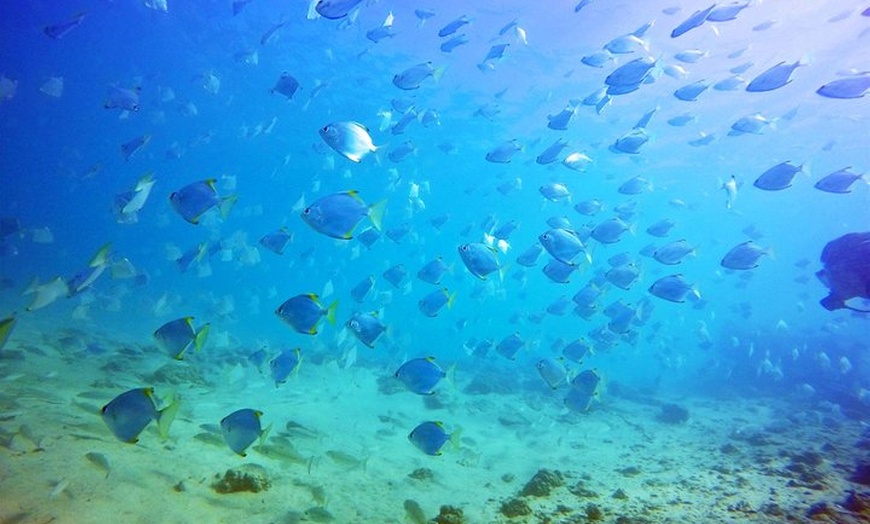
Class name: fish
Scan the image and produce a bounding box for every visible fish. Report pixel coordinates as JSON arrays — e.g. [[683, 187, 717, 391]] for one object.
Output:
[[458, 243, 501, 280], [548, 101, 579, 130], [271, 72, 300, 100], [674, 49, 708, 63], [67, 243, 112, 296], [536, 139, 569, 165], [753, 161, 803, 191], [611, 128, 649, 154], [722, 175, 739, 209], [44, 12, 87, 39], [393, 63, 443, 90], [509, 244, 542, 270], [270, 348, 302, 386], [346, 311, 386, 347], [714, 75, 747, 91], [653, 239, 695, 265], [562, 152, 593, 172], [605, 56, 657, 92], [23, 276, 69, 311], [408, 421, 458, 456], [485, 139, 522, 163], [729, 113, 776, 136], [440, 34, 469, 53], [562, 339, 592, 363], [388, 141, 416, 163], [674, 80, 711, 101], [315, 0, 361, 19], [220, 408, 270, 456], [618, 176, 652, 195], [536, 358, 568, 389], [591, 218, 631, 244], [707, 1, 751, 22], [40, 76, 64, 98], [418, 288, 456, 317], [275, 293, 338, 335], [814, 167, 866, 193], [259, 227, 293, 255], [438, 15, 471, 37], [816, 74, 870, 99], [350, 275, 375, 302], [383, 264, 408, 288], [395, 357, 446, 395], [721, 241, 772, 270], [816, 232, 870, 311], [493, 220, 518, 241], [539, 228, 586, 265], [154, 317, 209, 360], [0, 314, 15, 350], [101, 388, 178, 443], [648, 274, 700, 303], [543, 258, 577, 283], [539, 183, 571, 202], [574, 199, 603, 216], [646, 218, 676, 237], [115, 172, 156, 223], [605, 263, 640, 290], [169, 179, 237, 225], [670, 4, 715, 38], [301, 191, 385, 239], [320, 121, 378, 163], [581, 50, 616, 68], [85, 452, 111, 478], [496, 332, 524, 360], [120, 134, 151, 161], [405, 500, 427, 524], [746, 60, 806, 92], [417, 257, 450, 285], [104, 85, 141, 111]]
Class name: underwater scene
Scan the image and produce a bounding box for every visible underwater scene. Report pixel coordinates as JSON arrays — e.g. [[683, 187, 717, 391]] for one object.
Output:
[[1, 0, 869, 522]]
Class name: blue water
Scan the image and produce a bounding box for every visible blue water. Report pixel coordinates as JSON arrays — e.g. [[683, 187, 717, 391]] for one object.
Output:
[[1, 1, 869, 521]]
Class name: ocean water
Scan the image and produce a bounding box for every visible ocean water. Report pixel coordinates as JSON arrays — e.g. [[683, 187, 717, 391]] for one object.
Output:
[[1, 1, 869, 523]]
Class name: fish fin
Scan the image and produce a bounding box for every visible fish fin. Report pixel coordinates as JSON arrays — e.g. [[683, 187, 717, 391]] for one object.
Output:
[[259, 422, 273, 447], [368, 200, 387, 231], [432, 65, 447, 83], [89, 243, 112, 267], [157, 394, 181, 440], [194, 323, 210, 352], [449, 426, 463, 451], [446, 291, 457, 309], [325, 300, 338, 325], [219, 194, 238, 219]]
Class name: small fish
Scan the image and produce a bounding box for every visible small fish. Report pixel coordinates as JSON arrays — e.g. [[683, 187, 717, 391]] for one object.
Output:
[[408, 421, 458, 456], [383, 264, 408, 288], [516, 243, 543, 267], [315, 0, 362, 19], [536, 358, 568, 389], [301, 191, 385, 239], [618, 176, 652, 195], [605, 263, 641, 290], [605, 56, 657, 91], [418, 288, 456, 317], [674, 80, 710, 101], [485, 139, 522, 163], [350, 275, 375, 302], [543, 258, 577, 284], [169, 179, 237, 225], [438, 15, 470, 37], [405, 500, 427, 524], [648, 274, 700, 303], [67, 243, 112, 296], [574, 199, 603, 216], [101, 388, 178, 443], [581, 50, 616, 68], [753, 161, 802, 191], [440, 34, 469, 53], [611, 128, 649, 154], [814, 167, 866, 194], [271, 72, 300, 100], [562, 339, 591, 363], [458, 243, 500, 280], [232, 0, 254, 16], [707, 1, 751, 22], [536, 139, 569, 165], [539, 183, 571, 202], [417, 257, 450, 285], [496, 332, 524, 360], [154, 317, 209, 360], [346, 311, 386, 347], [220, 408, 270, 456], [653, 239, 695, 265], [670, 4, 715, 38], [275, 293, 338, 335], [816, 74, 870, 99], [746, 60, 806, 92], [259, 227, 293, 255], [395, 357, 446, 395], [320, 121, 378, 163], [548, 102, 579, 130], [44, 12, 87, 39], [714, 75, 747, 91], [104, 86, 141, 111], [270, 348, 302, 386], [591, 218, 631, 244], [729, 113, 776, 136], [120, 134, 151, 161], [393, 62, 443, 90], [721, 241, 772, 270], [562, 152, 593, 172], [539, 228, 586, 265], [85, 452, 111, 478], [646, 218, 676, 237]]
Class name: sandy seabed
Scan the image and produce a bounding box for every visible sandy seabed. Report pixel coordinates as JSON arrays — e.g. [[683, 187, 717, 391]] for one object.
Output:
[[0, 322, 866, 524]]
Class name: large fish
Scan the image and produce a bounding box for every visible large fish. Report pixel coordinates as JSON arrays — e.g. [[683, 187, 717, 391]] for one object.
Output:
[[319, 121, 377, 163], [816, 232, 870, 311]]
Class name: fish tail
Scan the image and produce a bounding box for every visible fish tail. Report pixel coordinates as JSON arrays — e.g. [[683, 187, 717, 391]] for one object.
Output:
[[89, 243, 112, 267], [446, 291, 457, 309], [194, 323, 210, 352], [157, 394, 181, 440], [259, 422, 273, 447], [449, 426, 463, 451], [218, 194, 239, 219], [325, 300, 339, 325], [368, 200, 387, 231], [432, 65, 447, 83]]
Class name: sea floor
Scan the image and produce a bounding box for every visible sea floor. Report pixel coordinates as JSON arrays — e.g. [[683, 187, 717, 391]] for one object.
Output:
[[0, 324, 867, 524]]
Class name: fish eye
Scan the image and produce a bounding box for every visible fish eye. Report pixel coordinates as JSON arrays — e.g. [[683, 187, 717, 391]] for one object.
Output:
[[460, 245, 468, 252], [302, 208, 310, 215]]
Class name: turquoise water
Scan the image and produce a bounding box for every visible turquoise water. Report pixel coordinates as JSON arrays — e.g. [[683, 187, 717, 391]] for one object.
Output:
[[1, 1, 869, 522]]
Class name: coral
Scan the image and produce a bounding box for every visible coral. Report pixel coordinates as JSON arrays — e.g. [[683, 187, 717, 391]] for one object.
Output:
[[657, 403, 689, 424], [430, 505, 465, 524], [211, 466, 270, 494], [499, 498, 532, 518], [612, 488, 628, 500], [585, 503, 604, 521], [520, 468, 564, 497]]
